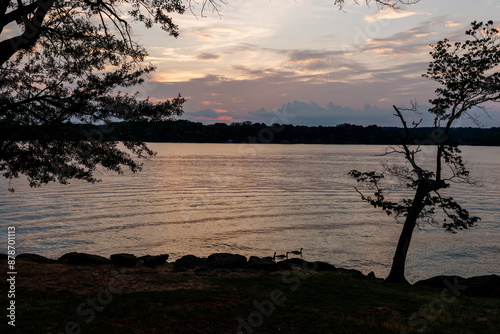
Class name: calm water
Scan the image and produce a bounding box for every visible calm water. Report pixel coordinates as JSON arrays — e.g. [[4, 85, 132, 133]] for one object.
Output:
[[1, 144, 499, 283]]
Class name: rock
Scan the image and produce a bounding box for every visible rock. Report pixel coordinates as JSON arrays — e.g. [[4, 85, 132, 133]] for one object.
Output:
[[138, 254, 169, 267], [367, 271, 377, 280], [416, 275, 500, 298], [58, 252, 111, 265], [110, 253, 138, 267], [174, 255, 207, 269], [206, 253, 247, 269], [464, 275, 500, 298], [277, 259, 337, 272], [313, 261, 337, 272], [16, 253, 55, 264], [0, 253, 8, 260], [415, 275, 465, 289], [336, 268, 365, 278], [246, 256, 279, 271], [278, 258, 311, 270], [277, 258, 305, 269]]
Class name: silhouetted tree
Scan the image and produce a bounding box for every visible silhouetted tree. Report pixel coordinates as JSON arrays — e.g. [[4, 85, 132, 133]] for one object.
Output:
[[0, 1, 191, 190], [349, 21, 500, 283]]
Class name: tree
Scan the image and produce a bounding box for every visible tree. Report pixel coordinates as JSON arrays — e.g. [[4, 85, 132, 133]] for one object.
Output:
[[0, 0, 417, 191], [349, 21, 500, 283], [0, 0, 190, 191]]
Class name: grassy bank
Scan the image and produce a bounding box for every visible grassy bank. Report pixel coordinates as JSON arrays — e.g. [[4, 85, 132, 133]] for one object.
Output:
[[1, 262, 499, 333]]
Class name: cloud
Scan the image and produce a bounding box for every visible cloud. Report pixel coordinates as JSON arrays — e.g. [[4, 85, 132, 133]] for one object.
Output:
[[229, 65, 296, 80], [364, 8, 427, 23], [358, 16, 484, 59], [187, 100, 498, 127], [283, 50, 353, 73], [445, 21, 462, 28], [142, 63, 439, 124], [184, 108, 236, 123], [358, 21, 443, 57], [237, 100, 438, 126], [196, 52, 220, 60], [189, 26, 241, 40], [221, 45, 367, 84]]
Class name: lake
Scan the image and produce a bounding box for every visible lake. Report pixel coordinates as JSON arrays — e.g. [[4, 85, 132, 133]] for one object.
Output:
[[1, 143, 499, 283]]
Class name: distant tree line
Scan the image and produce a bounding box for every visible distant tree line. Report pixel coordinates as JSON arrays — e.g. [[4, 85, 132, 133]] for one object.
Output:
[[110, 120, 500, 146], [3, 119, 499, 146]]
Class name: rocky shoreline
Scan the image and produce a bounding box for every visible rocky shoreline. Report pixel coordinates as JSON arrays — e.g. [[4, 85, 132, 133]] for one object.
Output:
[[2, 251, 499, 298]]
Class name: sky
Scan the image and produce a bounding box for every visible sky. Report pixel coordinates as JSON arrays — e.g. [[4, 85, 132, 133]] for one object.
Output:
[[116, 1, 499, 126]]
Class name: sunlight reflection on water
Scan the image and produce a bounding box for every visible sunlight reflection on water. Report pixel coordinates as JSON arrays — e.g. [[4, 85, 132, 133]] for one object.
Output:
[[1, 144, 499, 282]]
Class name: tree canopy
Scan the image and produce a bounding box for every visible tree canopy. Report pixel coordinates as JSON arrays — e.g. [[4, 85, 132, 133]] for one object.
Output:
[[350, 21, 500, 283], [1, 0, 189, 190]]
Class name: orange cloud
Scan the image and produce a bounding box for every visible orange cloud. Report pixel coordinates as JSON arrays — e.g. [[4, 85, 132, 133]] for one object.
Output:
[[201, 101, 223, 106], [364, 8, 426, 22], [445, 21, 462, 28]]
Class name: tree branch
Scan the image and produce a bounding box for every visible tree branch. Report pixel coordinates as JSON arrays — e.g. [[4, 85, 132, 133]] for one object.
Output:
[[0, 0, 55, 66], [392, 105, 424, 181]]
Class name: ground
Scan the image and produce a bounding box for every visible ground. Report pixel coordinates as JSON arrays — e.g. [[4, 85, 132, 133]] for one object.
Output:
[[1, 258, 499, 334]]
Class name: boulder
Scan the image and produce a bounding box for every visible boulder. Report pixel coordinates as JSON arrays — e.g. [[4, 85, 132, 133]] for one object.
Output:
[[464, 275, 500, 298], [277, 259, 337, 272], [0, 253, 8, 260], [313, 261, 337, 272], [416, 275, 500, 298], [277, 258, 306, 269], [246, 256, 279, 271], [58, 252, 111, 265], [414, 275, 465, 289], [277, 258, 313, 270], [336, 268, 365, 278], [174, 255, 207, 269], [16, 253, 55, 264], [138, 254, 169, 267], [206, 253, 247, 269], [110, 253, 138, 267]]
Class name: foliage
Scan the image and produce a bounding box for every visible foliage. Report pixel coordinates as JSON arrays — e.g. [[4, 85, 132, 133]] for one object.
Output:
[[350, 21, 499, 233], [0, 1, 187, 190], [350, 21, 500, 282]]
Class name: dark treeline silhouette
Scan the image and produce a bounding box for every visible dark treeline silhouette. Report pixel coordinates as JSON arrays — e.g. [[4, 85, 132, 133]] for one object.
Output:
[[113, 120, 500, 146]]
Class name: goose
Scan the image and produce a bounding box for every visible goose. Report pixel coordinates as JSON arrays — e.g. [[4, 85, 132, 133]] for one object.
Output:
[[273, 252, 289, 261], [289, 248, 303, 256]]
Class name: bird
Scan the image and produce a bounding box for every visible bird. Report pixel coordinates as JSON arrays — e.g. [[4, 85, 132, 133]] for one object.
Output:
[[289, 248, 303, 256], [273, 252, 289, 261]]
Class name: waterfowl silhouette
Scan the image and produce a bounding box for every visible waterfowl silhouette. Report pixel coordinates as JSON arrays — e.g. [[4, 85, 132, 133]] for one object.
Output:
[[273, 252, 289, 260], [289, 248, 303, 256]]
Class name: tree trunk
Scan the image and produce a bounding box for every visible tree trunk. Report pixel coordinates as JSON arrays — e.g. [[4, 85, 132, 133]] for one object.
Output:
[[385, 183, 428, 283]]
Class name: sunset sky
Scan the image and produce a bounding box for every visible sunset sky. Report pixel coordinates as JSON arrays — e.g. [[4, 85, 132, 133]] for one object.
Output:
[[135, 0, 500, 127]]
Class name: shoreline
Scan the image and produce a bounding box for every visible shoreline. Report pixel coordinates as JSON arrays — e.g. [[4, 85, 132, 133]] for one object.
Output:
[[1, 251, 499, 333], [2, 251, 499, 298]]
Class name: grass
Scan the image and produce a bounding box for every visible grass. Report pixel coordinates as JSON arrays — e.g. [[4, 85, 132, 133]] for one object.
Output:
[[1, 269, 499, 333]]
